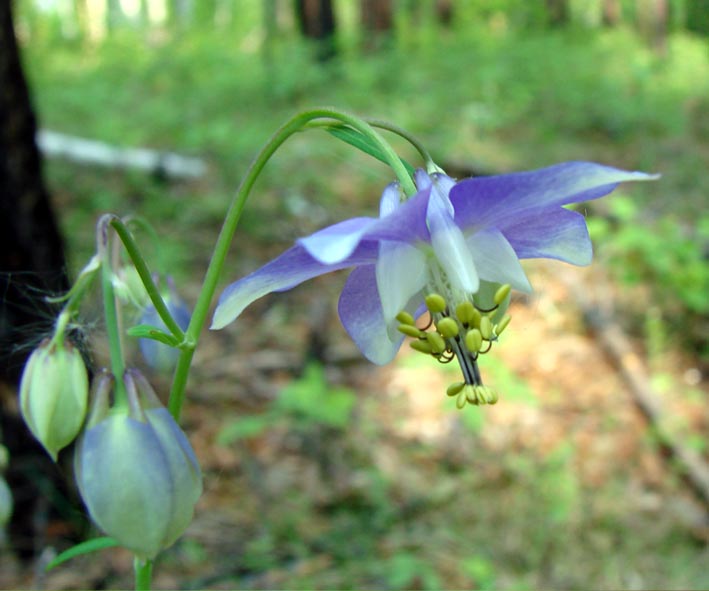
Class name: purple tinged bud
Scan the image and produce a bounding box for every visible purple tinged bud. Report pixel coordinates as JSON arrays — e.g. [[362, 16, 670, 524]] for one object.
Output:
[[19, 339, 89, 461], [139, 279, 191, 373], [0, 445, 11, 527], [74, 369, 202, 559]]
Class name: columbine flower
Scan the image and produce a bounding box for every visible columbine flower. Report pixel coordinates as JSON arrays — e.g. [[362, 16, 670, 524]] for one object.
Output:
[[74, 369, 202, 559], [212, 162, 657, 407]]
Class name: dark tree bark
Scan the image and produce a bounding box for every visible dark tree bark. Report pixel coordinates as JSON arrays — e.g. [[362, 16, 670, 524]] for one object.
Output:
[[0, 0, 79, 560], [545, 0, 569, 27], [294, 0, 337, 61]]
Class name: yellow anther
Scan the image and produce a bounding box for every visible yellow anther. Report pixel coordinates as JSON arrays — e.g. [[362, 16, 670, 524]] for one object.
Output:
[[410, 340, 433, 355], [494, 314, 511, 336], [493, 284, 512, 307], [464, 385, 478, 405], [479, 316, 493, 340], [477, 386, 492, 405], [455, 390, 467, 409], [455, 301, 475, 325], [396, 311, 416, 325], [398, 324, 424, 338], [446, 382, 465, 397], [436, 317, 459, 338], [425, 293, 447, 314], [426, 332, 447, 354], [465, 328, 482, 353], [486, 388, 499, 405]]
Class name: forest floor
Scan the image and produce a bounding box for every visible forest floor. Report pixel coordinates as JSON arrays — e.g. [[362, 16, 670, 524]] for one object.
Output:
[[2, 258, 707, 590]]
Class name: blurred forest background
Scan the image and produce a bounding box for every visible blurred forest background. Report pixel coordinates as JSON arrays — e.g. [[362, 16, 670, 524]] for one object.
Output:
[[1, 0, 708, 589]]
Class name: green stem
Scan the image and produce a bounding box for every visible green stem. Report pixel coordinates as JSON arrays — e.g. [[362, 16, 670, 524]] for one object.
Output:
[[167, 107, 413, 420], [133, 557, 153, 591], [366, 119, 435, 167], [49, 256, 101, 348], [95, 215, 128, 406], [110, 218, 186, 341], [100, 240, 128, 407]]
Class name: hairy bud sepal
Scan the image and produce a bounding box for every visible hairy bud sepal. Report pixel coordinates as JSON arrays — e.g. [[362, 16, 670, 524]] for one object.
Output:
[[19, 339, 89, 461]]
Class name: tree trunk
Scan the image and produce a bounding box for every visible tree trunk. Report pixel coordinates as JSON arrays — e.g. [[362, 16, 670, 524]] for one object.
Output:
[[637, 0, 668, 54], [436, 0, 454, 27], [360, 0, 393, 51], [602, 0, 622, 26], [545, 0, 569, 27], [294, 0, 337, 61], [0, 0, 79, 560]]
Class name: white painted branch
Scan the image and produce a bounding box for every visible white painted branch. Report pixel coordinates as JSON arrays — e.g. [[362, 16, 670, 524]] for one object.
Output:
[[36, 129, 208, 179]]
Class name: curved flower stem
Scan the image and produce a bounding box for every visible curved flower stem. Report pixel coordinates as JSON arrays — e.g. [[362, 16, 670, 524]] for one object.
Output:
[[167, 107, 413, 420], [110, 217, 186, 341], [133, 557, 153, 591], [366, 119, 435, 168], [49, 256, 101, 348]]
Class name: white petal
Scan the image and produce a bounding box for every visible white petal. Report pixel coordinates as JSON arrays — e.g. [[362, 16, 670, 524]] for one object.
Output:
[[379, 182, 402, 217], [375, 241, 427, 325], [467, 228, 532, 293], [427, 182, 479, 293]]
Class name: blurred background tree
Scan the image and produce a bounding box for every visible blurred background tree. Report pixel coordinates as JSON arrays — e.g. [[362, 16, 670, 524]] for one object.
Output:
[[0, 0, 81, 562]]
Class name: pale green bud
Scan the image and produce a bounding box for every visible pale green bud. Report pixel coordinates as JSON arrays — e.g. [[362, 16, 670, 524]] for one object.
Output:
[[20, 339, 89, 461], [74, 369, 202, 560], [112, 265, 148, 309]]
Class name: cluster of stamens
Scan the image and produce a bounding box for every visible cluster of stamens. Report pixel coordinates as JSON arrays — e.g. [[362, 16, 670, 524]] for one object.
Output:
[[396, 284, 512, 409]]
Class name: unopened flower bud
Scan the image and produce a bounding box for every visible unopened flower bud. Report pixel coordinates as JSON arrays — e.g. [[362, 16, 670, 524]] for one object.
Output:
[[113, 265, 148, 309], [20, 339, 89, 460], [74, 369, 202, 559], [139, 279, 191, 373], [0, 444, 11, 527], [0, 475, 12, 527]]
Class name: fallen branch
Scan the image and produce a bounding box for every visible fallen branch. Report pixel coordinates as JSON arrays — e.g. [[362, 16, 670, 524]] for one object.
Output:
[[561, 272, 709, 511], [36, 129, 208, 179]]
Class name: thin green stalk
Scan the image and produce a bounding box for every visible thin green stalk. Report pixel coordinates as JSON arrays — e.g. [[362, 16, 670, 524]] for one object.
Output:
[[167, 108, 413, 420], [133, 557, 153, 591], [366, 118, 435, 167], [101, 245, 128, 407], [110, 217, 186, 341]]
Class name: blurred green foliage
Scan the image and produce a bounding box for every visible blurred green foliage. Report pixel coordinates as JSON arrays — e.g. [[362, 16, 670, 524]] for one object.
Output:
[[217, 363, 356, 445], [590, 195, 709, 357]]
